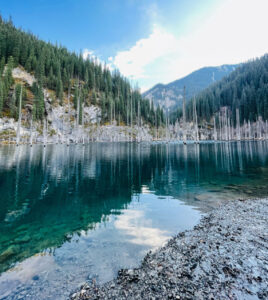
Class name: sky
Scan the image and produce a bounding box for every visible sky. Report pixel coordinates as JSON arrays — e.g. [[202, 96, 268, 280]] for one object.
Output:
[[1, 0, 268, 91]]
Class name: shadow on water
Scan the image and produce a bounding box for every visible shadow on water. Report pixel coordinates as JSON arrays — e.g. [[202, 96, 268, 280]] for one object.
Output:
[[0, 141, 268, 299]]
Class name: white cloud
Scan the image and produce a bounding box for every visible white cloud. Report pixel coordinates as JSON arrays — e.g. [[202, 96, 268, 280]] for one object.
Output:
[[109, 0, 268, 92], [82, 48, 104, 66], [109, 24, 180, 80], [82, 49, 94, 60], [169, 0, 268, 78], [114, 209, 169, 248], [83, 49, 115, 72]]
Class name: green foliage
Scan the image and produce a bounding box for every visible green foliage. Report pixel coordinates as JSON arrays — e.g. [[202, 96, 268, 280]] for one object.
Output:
[[73, 84, 79, 109], [173, 54, 268, 124], [31, 82, 44, 121], [0, 16, 163, 126], [0, 80, 4, 114], [4, 56, 14, 92], [143, 65, 237, 111], [91, 91, 97, 105], [14, 84, 22, 119], [10, 90, 17, 118], [79, 89, 85, 125], [0, 57, 5, 75], [101, 93, 107, 122], [56, 78, 63, 104]]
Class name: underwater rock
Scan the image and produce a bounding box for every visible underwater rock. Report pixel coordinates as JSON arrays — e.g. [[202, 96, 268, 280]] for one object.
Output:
[[0, 245, 19, 263]]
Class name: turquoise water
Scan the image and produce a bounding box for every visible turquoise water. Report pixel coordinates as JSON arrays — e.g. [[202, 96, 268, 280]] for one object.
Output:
[[0, 141, 268, 299]]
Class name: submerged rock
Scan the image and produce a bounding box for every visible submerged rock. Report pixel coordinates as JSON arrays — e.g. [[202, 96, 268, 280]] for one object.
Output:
[[0, 245, 19, 263]]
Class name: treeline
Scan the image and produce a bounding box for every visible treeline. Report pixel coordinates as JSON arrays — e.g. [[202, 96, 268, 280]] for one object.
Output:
[[173, 54, 268, 124], [0, 16, 164, 126]]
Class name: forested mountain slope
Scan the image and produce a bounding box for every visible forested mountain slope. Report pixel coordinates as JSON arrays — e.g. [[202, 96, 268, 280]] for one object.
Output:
[[143, 64, 237, 111], [0, 16, 164, 127], [184, 54, 268, 124]]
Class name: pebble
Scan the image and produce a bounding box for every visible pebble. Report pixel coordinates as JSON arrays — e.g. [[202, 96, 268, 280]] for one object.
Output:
[[71, 198, 268, 300]]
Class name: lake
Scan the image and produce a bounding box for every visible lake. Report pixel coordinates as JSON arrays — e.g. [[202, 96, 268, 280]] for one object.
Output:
[[0, 141, 268, 299]]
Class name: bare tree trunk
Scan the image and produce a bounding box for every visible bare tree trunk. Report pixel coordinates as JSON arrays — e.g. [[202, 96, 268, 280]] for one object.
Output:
[[76, 83, 81, 144], [67, 82, 71, 146], [30, 117, 33, 146], [236, 108, 241, 140], [131, 89, 133, 142], [16, 85, 23, 146], [193, 97, 199, 143], [82, 102, 85, 145], [248, 120, 251, 140], [183, 86, 186, 144], [43, 118, 47, 147], [214, 116, 217, 141]]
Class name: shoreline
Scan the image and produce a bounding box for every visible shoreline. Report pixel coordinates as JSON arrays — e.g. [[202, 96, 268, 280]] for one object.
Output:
[[71, 198, 268, 300], [1, 139, 268, 146]]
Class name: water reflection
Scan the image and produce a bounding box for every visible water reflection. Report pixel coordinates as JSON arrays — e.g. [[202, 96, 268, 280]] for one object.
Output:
[[0, 141, 268, 299]]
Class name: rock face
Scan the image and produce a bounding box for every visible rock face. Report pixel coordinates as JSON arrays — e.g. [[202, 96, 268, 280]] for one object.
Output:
[[12, 67, 36, 86], [71, 198, 268, 300], [0, 68, 154, 143], [0, 103, 153, 143], [0, 66, 155, 143]]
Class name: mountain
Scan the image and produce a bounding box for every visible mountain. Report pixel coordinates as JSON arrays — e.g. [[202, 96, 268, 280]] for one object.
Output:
[[143, 64, 238, 110], [184, 54, 268, 124]]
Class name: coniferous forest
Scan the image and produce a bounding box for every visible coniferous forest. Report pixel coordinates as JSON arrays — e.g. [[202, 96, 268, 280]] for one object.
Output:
[[173, 54, 268, 125], [0, 16, 165, 127], [0, 15, 267, 140]]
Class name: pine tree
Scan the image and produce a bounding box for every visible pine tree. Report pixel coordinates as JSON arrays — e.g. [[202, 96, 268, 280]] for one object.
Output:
[[91, 90, 97, 105], [0, 16, 163, 126], [15, 84, 23, 119], [56, 77, 63, 104], [84, 69, 89, 87], [10, 90, 17, 118], [88, 68, 95, 90], [5, 56, 14, 87], [0, 80, 4, 114], [0, 57, 5, 75], [73, 83, 79, 109], [32, 83, 45, 120]]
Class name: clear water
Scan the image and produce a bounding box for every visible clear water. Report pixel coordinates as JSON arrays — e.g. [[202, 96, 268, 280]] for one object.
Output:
[[0, 141, 268, 299]]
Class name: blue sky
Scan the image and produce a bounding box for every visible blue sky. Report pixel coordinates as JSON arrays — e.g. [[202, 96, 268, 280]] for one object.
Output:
[[1, 0, 268, 91]]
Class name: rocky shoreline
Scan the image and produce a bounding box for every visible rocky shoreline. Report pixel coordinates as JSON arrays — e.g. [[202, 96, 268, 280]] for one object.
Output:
[[71, 198, 268, 300]]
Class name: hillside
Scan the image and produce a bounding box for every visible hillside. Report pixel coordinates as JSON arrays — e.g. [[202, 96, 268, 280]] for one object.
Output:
[[142, 64, 237, 111], [184, 54, 268, 124], [0, 65, 156, 143], [0, 16, 165, 131]]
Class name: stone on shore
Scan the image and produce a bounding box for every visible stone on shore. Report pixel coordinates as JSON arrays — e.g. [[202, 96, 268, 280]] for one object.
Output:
[[71, 198, 268, 300]]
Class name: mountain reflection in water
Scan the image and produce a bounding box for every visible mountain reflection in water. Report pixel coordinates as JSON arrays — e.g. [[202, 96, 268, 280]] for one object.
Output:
[[0, 141, 268, 299]]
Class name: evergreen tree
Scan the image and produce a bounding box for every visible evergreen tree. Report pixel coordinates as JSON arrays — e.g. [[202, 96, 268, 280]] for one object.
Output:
[[56, 77, 63, 104], [181, 54, 268, 124], [10, 90, 16, 118], [0, 16, 163, 126], [73, 83, 79, 109], [0, 80, 4, 114], [0, 57, 5, 75], [91, 90, 97, 105], [32, 82, 45, 120]]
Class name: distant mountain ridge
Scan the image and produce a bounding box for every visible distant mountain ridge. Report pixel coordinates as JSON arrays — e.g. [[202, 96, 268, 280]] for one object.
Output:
[[142, 64, 238, 110], [184, 54, 268, 124]]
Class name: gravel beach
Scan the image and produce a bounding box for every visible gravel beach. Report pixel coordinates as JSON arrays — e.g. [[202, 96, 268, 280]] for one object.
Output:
[[71, 198, 268, 300]]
